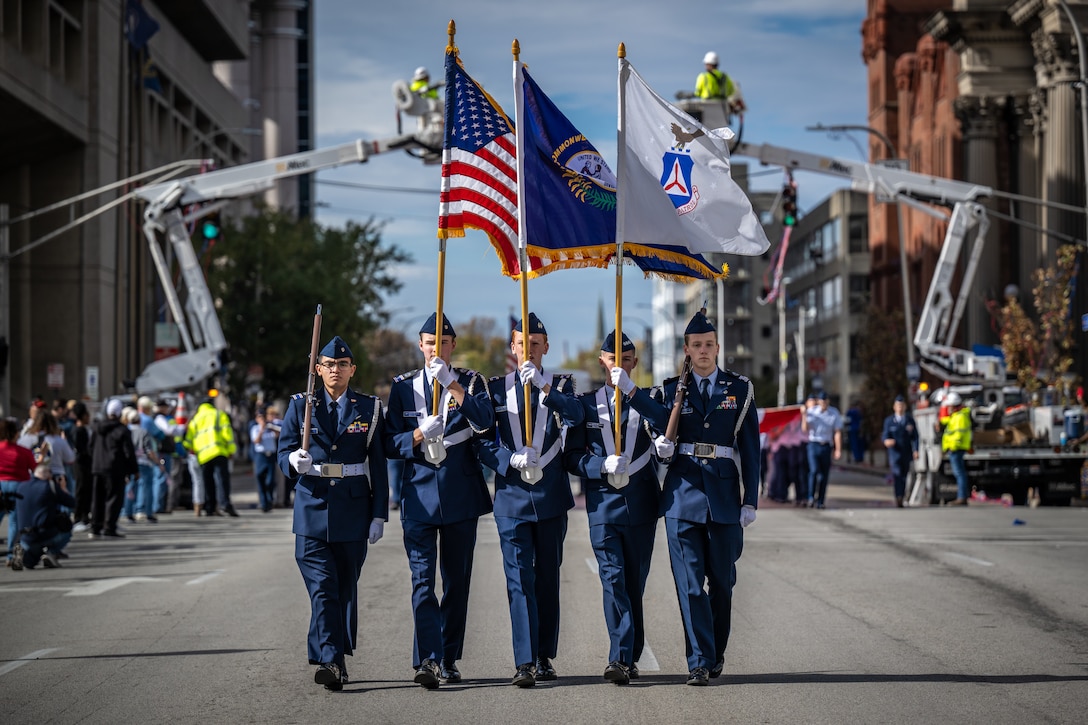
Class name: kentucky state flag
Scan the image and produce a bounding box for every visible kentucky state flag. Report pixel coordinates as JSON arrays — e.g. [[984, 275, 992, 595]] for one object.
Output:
[[517, 63, 724, 281]]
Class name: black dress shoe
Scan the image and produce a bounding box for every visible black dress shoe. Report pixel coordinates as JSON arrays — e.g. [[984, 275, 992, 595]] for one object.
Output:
[[315, 663, 343, 691], [535, 656, 557, 681], [710, 657, 725, 678], [440, 660, 462, 683], [340, 663, 349, 684], [629, 663, 640, 680], [686, 667, 710, 686], [223, 506, 239, 517], [414, 659, 440, 689], [603, 661, 630, 685], [512, 662, 536, 688], [102, 530, 125, 538]]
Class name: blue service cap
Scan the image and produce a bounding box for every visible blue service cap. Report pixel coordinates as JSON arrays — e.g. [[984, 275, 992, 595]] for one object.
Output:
[[320, 335, 353, 360], [513, 312, 547, 336], [601, 330, 636, 354], [894, 394, 906, 403], [419, 312, 456, 338], [817, 390, 828, 400], [684, 311, 716, 335]]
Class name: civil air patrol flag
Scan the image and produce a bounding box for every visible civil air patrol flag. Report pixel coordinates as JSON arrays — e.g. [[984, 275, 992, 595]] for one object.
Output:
[[618, 57, 770, 257], [516, 62, 725, 281]]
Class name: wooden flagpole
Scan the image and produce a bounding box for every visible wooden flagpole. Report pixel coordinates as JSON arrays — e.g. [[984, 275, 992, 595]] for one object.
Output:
[[613, 43, 627, 463], [513, 38, 533, 451]]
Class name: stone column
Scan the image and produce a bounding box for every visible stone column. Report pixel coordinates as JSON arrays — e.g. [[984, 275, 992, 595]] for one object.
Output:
[[955, 95, 1001, 347], [258, 0, 305, 213]]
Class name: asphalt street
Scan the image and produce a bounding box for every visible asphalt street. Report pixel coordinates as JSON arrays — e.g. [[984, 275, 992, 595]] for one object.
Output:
[[2, 463, 1087, 724]]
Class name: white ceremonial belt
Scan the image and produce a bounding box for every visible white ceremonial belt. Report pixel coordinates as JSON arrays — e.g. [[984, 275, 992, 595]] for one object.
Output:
[[318, 463, 367, 478], [678, 443, 734, 460], [441, 429, 473, 448]]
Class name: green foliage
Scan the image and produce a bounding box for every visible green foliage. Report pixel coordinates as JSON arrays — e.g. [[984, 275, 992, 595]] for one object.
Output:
[[206, 207, 411, 400], [857, 305, 908, 446], [450, 317, 512, 377]]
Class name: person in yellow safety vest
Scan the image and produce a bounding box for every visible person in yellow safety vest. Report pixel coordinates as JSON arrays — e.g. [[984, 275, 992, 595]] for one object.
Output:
[[183, 389, 239, 517], [695, 51, 745, 114], [940, 392, 972, 505], [410, 66, 438, 100]]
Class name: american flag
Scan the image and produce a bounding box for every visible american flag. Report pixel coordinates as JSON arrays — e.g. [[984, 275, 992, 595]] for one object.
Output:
[[438, 51, 541, 277]]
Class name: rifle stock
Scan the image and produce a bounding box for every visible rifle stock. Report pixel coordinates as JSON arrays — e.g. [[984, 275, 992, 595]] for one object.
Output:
[[665, 355, 692, 442], [301, 304, 323, 450]]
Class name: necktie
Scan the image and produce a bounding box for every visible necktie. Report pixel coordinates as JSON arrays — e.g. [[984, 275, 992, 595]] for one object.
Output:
[[329, 400, 339, 428], [700, 378, 710, 408], [424, 376, 433, 412]]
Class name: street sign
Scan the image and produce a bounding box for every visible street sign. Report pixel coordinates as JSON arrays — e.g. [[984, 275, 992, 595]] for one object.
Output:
[[809, 356, 826, 373], [47, 363, 64, 388], [85, 366, 99, 401]]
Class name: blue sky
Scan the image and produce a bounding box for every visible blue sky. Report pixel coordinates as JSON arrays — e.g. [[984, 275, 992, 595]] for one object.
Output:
[[312, 0, 869, 362]]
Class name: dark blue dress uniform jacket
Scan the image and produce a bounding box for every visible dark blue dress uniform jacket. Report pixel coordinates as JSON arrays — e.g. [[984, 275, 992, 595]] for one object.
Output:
[[278, 388, 389, 541], [475, 372, 583, 520], [564, 386, 661, 526], [881, 413, 919, 477], [629, 369, 760, 522], [384, 368, 494, 523]]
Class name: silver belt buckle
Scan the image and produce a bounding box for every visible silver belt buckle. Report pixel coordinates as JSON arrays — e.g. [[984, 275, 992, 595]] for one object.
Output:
[[693, 442, 716, 459], [320, 463, 344, 478]]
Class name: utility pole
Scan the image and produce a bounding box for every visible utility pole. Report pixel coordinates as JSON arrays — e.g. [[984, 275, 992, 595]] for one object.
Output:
[[1, 203, 9, 416], [778, 277, 790, 406], [796, 304, 807, 405]]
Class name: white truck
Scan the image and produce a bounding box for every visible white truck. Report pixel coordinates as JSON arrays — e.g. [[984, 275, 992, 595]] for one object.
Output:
[[129, 79, 444, 396], [684, 111, 1087, 505]]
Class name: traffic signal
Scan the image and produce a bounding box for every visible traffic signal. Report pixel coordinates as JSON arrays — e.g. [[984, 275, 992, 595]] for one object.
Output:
[[782, 180, 798, 227], [201, 211, 221, 242]]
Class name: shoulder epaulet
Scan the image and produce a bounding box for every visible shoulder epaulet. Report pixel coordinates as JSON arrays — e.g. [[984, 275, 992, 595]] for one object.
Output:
[[392, 369, 420, 384], [453, 367, 479, 378], [552, 372, 575, 395], [291, 392, 306, 400], [724, 369, 751, 383], [663, 375, 680, 386], [489, 374, 505, 384]]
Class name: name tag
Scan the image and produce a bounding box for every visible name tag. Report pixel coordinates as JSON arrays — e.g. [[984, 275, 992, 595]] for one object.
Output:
[[681, 405, 694, 415], [495, 406, 508, 413], [403, 411, 423, 418], [586, 422, 604, 430]]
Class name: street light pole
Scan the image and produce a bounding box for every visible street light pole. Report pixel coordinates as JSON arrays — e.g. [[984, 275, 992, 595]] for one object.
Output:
[[808, 122, 917, 371], [778, 277, 790, 406]]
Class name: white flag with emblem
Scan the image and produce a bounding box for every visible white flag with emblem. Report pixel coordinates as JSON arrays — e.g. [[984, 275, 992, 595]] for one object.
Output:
[[618, 57, 769, 256]]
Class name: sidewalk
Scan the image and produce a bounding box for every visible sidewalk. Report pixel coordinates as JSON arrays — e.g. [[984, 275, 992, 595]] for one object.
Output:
[[761, 451, 897, 510]]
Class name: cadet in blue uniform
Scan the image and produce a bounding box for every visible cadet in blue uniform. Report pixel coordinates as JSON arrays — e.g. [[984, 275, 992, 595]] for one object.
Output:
[[278, 335, 389, 692], [384, 313, 495, 689], [563, 330, 661, 686], [475, 312, 584, 688], [881, 394, 918, 507], [626, 311, 759, 686]]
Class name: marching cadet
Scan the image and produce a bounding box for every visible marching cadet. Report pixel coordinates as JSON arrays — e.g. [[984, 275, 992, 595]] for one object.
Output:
[[384, 313, 495, 689], [278, 335, 389, 692], [475, 312, 584, 688], [625, 310, 760, 686], [563, 330, 661, 686]]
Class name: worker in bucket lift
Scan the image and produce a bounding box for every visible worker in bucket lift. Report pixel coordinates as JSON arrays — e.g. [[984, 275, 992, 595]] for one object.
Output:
[[694, 51, 745, 114]]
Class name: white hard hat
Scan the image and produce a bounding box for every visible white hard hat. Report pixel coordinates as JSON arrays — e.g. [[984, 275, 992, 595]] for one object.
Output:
[[413, 66, 429, 81], [945, 392, 962, 406], [703, 51, 719, 66]]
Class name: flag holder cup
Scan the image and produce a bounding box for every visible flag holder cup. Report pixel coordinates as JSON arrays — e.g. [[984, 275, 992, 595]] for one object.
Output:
[[424, 437, 447, 465], [521, 466, 542, 484]]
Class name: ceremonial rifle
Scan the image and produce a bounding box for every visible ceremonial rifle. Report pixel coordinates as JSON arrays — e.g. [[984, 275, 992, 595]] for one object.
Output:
[[665, 354, 693, 443], [301, 304, 322, 450]]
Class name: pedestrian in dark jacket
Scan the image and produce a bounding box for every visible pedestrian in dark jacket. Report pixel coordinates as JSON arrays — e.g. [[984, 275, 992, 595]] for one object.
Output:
[[90, 399, 138, 538]]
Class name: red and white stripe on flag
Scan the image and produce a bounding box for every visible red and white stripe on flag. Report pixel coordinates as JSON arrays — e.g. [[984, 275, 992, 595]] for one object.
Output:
[[757, 406, 802, 435]]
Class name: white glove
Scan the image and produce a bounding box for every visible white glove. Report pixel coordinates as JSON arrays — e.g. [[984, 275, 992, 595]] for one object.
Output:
[[740, 505, 757, 528], [509, 447, 540, 470], [610, 367, 636, 396], [418, 414, 444, 440], [654, 435, 675, 459], [519, 361, 546, 389], [602, 455, 627, 475], [289, 449, 312, 475], [368, 518, 384, 544], [427, 357, 457, 388]]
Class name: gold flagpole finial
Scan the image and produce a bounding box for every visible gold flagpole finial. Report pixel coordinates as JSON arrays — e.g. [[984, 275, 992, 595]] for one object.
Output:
[[512, 38, 520, 61], [446, 19, 457, 54], [618, 42, 626, 59]]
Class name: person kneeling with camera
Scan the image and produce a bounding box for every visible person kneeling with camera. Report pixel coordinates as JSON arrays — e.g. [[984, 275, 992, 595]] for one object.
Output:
[[11, 444, 75, 571]]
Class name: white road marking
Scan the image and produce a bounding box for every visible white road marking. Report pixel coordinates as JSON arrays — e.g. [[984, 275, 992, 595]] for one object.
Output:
[[66, 577, 170, 596], [945, 552, 994, 567], [186, 569, 225, 586], [584, 557, 660, 671], [0, 648, 59, 677]]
